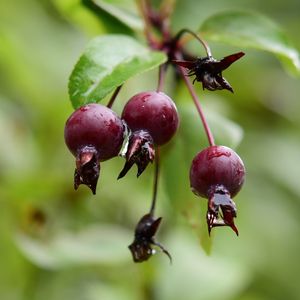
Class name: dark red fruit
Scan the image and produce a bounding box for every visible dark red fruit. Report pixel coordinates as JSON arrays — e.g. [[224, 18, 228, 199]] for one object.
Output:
[[64, 103, 124, 194], [119, 91, 179, 178], [190, 145, 245, 235], [190, 145, 245, 198], [122, 91, 179, 145], [65, 104, 124, 160]]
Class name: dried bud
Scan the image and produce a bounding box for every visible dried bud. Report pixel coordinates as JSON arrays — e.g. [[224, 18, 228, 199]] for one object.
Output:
[[173, 52, 245, 92], [129, 213, 172, 263]]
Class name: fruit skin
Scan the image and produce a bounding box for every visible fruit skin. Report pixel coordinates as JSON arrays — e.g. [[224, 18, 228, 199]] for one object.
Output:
[[64, 103, 124, 161], [190, 145, 245, 199], [64, 103, 124, 194], [121, 91, 179, 146], [190, 145, 245, 235]]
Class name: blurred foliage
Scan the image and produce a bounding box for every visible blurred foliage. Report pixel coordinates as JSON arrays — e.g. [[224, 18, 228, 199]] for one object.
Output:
[[0, 0, 300, 300], [199, 10, 300, 75]]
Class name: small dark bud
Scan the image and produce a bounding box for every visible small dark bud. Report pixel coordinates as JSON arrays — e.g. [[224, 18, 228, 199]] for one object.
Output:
[[74, 146, 100, 195], [118, 130, 155, 179], [129, 213, 172, 263], [173, 52, 245, 92], [207, 185, 239, 236]]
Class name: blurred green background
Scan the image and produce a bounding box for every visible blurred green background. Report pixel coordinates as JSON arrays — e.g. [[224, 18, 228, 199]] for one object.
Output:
[[0, 0, 300, 299]]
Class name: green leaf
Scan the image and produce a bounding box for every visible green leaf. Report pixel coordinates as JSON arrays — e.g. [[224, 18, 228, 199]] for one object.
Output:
[[15, 225, 133, 269], [200, 11, 300, 75], [92, 0, 143, 31], [69, 34, 167, 108]]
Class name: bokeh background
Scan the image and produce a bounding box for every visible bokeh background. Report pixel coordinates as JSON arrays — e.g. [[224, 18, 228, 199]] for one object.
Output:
[[1, 0, 300, 299]]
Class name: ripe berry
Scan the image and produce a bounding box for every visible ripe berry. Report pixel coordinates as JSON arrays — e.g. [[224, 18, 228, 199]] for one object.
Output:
[[64, 103, 124, 194], [122, 91, 179, 145], [190, 145, 245, 235], [118, 91, 179, 178]]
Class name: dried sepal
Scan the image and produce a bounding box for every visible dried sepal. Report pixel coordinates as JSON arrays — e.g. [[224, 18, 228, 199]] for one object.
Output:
[[74, 146, 100, 195], [207, 185, 239, 236], [118, 130, 155, 179], [129, 213, 172, 263], [173, 52, 245, 92]]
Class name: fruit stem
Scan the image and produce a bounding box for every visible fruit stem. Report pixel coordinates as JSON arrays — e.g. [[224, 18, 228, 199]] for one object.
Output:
[[174, 29, 212, 58], [149, 147, 160, 216], [138, 0, 161, 49], [176, 53, 215, 146], [157, 64, 167, 92], [107, 85, 122, 108]]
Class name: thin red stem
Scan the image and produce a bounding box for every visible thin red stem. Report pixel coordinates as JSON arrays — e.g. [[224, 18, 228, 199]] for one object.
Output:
[[139, 0, 160, 48], [176, 54, 215, 146], [107, 85, 122, 108], [157, 64, 167, 92], [149, 148, 160, 216], [174, 29, 212, 57]]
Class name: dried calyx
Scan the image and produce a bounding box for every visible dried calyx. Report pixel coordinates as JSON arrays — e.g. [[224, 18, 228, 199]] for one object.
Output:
[[173, 52, 245, 92], [172, 29, 244, 92], [128, 213, 172, 263], [74, 146, 100, 195], [207, 185, 238, 236], [118, 130, 155, 179]]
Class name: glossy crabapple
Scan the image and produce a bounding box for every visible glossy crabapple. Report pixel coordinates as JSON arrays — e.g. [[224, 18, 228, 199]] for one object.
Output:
[[118, 91, 179, 178], [189, 145, 245, 235], [64, 103, 124, 194]]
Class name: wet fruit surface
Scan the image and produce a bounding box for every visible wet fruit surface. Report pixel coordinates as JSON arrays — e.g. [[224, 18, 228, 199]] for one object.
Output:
[[64, 103, 124, 194], [64, 103, 124, 161], [190, 145, 245, 199], [190, 145, 245, 235], [122, 91, 179, 146]]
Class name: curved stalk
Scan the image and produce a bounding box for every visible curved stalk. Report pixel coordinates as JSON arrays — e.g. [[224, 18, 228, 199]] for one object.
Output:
[[157, 64, 168, 92], [149, 147, 160, 216], [174, 29, 212, 57], [107, 85, 122, 108], [176, 54, 215, 146]]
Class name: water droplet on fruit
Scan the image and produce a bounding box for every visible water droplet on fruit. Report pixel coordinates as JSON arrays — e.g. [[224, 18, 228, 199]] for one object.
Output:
[[80, 106, 89, 112]]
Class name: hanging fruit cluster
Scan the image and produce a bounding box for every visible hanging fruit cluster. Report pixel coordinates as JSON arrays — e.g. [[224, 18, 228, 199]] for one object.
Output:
[[64, 0, 245, 263]]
